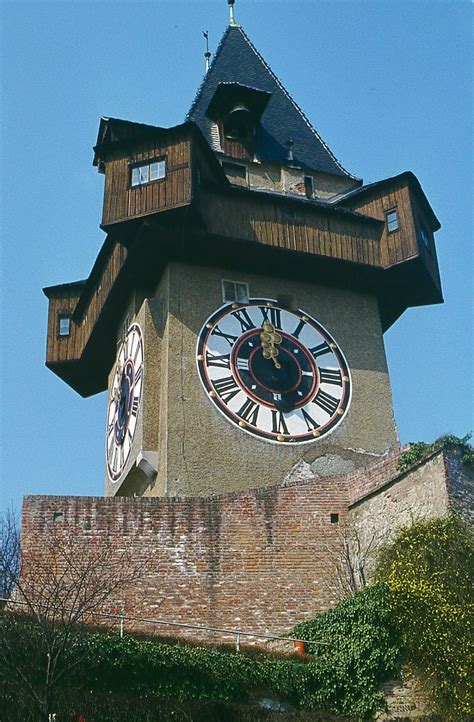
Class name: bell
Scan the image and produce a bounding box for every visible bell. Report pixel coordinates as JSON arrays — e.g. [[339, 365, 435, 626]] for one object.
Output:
[[225, 103, 254, 140]]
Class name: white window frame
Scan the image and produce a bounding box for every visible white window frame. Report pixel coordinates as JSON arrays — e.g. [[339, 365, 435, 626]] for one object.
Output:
[[130, 158, 166, 187], [386, 209, 399, 233]]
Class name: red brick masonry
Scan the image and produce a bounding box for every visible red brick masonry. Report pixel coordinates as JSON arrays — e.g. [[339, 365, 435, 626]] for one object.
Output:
[[20, 448, 472, 642]]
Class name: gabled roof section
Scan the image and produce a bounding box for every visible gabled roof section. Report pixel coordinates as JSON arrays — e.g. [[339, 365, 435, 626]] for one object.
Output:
[[187, 26, 360, 181]]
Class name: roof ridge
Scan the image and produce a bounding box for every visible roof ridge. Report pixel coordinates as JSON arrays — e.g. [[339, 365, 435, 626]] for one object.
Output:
[[236, 27, 359, 181]]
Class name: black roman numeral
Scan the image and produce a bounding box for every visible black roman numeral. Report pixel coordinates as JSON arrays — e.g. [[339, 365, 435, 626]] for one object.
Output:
[[260, 306, 282, 329], [206, 352, 231, 369], [131, 398, 140, 417], [213, 376, 241, 403], [313, 389, 339, 416], [231, 309, 256, 333], [291, 319, 306, 339], [319, 368, 343, 386], [211, 325, 238, 347], [309, 341, 332, 359], [301, 408, 320, 432], [134, 366, 143, 384], [271, 410, 289, 435], [237, 398, 260, 426]]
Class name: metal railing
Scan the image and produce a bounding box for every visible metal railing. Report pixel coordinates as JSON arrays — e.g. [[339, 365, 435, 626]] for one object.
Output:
[[1, 597, 325, 652]]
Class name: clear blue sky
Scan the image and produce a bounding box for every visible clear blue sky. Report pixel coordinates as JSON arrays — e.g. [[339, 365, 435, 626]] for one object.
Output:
[[1, 1, 472, 515]]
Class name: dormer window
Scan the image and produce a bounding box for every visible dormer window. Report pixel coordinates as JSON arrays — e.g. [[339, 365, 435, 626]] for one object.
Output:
[[386, 209, 399, 232], [130, 159, 166, 187]]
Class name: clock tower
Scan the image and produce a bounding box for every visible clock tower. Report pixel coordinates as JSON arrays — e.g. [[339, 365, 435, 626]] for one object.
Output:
[[43, 20, 442, 498]]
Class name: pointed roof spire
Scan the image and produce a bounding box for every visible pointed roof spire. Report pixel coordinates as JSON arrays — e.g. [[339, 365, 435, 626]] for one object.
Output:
[[187, 25, 360, 181], [227, 0, 238, 28]]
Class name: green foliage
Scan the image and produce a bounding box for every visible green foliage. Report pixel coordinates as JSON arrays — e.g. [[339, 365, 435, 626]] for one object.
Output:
[[375, 514, 474, 717], [293, 584, 400, 718], [1, 588, 400, 720], [397, 433, 473, 472]]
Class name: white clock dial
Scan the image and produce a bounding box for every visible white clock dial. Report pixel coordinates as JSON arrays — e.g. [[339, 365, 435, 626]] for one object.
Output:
[[197, 300, 351, 444], [106, 322, 144, 481]]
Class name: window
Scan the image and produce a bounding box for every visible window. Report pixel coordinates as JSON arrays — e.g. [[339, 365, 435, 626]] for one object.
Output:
[[419, 226, 430, 249], [386, 209, 399, 232], [130, 159, 166, 187], [58, 314, 71, 337], [222, 161, 247, 179], [304, 175, 314, 199], [330, 513, 339, 524], [222, 280, 249, 304]]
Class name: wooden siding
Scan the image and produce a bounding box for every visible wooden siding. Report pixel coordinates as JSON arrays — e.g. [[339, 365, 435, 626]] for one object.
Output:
[[344, 182, 418, 268], [102, 134, 191, 227], [408, 188, 442, 288], [46, 241, 127, 365], [199, 190, 382, 266]]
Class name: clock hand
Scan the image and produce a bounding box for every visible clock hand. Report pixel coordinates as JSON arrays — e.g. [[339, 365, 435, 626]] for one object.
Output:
[[260, 321, 282, 369]]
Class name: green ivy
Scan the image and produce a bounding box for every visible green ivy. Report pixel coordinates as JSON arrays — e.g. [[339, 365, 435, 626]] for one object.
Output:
[[292, 584, 400, 718], [396, 433, 473, 472], [375, 514, 474, 718], [1, 587, 400, 720]]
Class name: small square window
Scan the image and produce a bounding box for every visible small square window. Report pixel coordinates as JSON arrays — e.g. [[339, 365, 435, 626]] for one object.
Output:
[[386, 209, 399, 232], [58, 315, 71, 336], [222, 280, 249, 303], [330, 513, 339, 524], [150, 160, 166, 181]]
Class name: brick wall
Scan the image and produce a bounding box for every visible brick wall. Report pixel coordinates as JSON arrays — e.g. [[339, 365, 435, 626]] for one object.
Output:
[[20, 448, 471, 644]]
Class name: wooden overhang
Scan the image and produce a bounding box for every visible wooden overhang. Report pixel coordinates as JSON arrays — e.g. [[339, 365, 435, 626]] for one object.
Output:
[[44, 120, 442, 397]]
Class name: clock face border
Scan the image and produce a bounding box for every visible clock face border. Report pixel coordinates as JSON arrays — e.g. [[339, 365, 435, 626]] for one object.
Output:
[[196, 299, 352, 445], [106, 322, 144, 482]]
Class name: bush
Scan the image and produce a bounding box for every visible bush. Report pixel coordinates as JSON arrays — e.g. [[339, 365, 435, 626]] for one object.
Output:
[[397, 433, 473, 472], [375, 514, 474, 717]]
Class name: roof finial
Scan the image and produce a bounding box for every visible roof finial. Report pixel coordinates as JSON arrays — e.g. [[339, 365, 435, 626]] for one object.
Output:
[[203, 31, 211, 72], [228, 0, 238, 27]]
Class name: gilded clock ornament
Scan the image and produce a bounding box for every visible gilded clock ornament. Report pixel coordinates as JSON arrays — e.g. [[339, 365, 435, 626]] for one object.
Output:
[[197, 300, 351, 444], [106, 322, 144, 481]]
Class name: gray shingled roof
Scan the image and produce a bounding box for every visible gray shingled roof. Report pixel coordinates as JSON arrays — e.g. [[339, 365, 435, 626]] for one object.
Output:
[[187, 25, 359, 181]]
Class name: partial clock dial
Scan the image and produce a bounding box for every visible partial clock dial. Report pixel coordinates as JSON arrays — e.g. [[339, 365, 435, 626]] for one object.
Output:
[[197, 300, 351, 444], [106, 322, 144, 481]]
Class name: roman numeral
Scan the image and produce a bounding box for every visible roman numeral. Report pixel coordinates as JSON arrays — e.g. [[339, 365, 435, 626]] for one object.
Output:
[[309, 341, 332, 359], [211, 325, 238, 347], [206, 352, 231, 369], [319, 368, 343, 386], [213, 376, 241, 403], [313, 389, 339, 416], [271, 410, 289, 435], [231, 309, 256, 333], [260, 306, 282, 329], [301, 408, 320, 432], [237, 398, 260, 426], [131, 398, 140, 417], [135, 366, 143, 384], [291, 319, 306, 339]]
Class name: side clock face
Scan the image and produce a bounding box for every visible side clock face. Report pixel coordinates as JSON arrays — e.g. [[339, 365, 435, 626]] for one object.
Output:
[[197, 300, 351, 444], [106, 322, 144, 481]]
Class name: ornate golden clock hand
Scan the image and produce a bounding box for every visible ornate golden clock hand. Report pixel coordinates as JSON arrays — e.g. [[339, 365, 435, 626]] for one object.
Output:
[[260, 320, 282, 369]]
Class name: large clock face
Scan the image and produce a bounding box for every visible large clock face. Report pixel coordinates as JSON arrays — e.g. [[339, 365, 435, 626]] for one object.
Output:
[[106, 322, 144, 481], [197, 300, 351, 444]]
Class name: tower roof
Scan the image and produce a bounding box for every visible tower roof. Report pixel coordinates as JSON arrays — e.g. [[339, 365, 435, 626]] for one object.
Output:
[[187, 25, 360, 181]]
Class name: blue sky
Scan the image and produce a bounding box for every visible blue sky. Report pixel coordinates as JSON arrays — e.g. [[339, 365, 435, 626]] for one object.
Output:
[[1, 0, 472, 514]]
